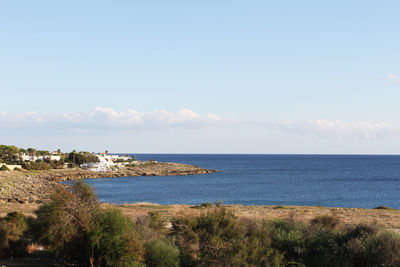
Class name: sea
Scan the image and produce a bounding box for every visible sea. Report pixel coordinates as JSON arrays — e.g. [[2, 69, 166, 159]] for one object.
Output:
[[80, 154, 400, 209]]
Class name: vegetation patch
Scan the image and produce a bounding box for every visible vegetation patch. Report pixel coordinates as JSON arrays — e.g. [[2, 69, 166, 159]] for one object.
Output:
[[374, 206, 396, 210], [0, 165, 10, 171], [2, 183, 400, 266]]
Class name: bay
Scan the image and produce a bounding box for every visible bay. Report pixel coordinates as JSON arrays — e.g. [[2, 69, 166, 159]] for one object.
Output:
[[80, 154, 400, 208]]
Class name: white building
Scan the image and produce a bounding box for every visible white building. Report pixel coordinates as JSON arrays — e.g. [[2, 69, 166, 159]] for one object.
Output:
[[97, 153, 115, 167], [81, 162, 109, 172], [48, 155, 61, 161], [80, 153, 134, 172], [19, 154, 61, 162]]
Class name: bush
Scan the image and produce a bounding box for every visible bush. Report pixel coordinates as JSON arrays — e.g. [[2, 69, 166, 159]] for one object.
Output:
[[22, 160, 51, 170], [373, 206, 394, 210], [0, 212, 30, 259], [0, 165, 10, 171], [345, 224, 378, 240], [346, 231, 400, 267], [270, 220, 307, 261], [310, 215, 340, 229], [33, 181, 100, 262], [148, 212, 168, 234], [172, 207, 284, 266], [145, 240, 179, 267], [269, 218, 400, 267], [302, 225, 346, 267], [200, 202, 213, 208], [34, 181, 144, 266], [67, 151, 99, 165], [94, 208, 144, 267], [136, 211, 169, 245], [4, 212, 28, 236], [0, 220, 7, 253]]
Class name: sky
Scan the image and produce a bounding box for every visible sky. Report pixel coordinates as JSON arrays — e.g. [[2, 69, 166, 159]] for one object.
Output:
[[1, 1, 400, 154]]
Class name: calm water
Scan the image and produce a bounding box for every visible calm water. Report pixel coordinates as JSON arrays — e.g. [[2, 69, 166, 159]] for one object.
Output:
[[80, 154, 400, 208]]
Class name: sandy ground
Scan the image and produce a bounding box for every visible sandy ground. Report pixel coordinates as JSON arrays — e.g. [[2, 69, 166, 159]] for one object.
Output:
[[2, 202, 400, 232]]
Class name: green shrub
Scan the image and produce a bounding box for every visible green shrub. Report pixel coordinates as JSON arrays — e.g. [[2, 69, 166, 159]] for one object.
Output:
[[0, 220, 9, 258], [94, 208, 144, 267], [373, 206, 395, 210], [0, 212, 30, 259], [148, 212, 168, 234], [66, 151, 99, 165], [172, 207, 284, 266], [270, 220, 307, 261], [22, 161, 51, 170], [269, 219, 400, 267], [34, 181, 144, 266], [345, 224, 378, 240], [33, 182, 100, 261], [302, 226, 346, 267], [200, 202, 213, 208], [0, 165, 10, 171], [346, 231, 400, 267], [310, 215, 340, 229], [136, 211, 169, 245], [145, 239, 179, 267], [171, 215, 199, 266], [4, 212, 28, 236]]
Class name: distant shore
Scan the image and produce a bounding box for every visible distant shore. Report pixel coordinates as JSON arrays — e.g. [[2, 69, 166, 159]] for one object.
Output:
[[0, 162, 218, 204]]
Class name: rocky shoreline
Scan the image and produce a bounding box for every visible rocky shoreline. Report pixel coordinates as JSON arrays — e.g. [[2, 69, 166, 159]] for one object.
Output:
[[0, 162, 218, 204]]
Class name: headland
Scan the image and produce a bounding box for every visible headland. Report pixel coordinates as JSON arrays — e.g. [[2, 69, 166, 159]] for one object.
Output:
[[0, 162, 218, 204]]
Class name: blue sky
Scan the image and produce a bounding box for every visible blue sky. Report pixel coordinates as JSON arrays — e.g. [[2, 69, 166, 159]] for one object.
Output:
[[1, 1, 400, 153]]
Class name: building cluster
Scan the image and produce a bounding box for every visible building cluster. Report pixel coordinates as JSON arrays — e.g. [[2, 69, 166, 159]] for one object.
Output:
[[81, 153, 137, 172], [1, 147, 139, 172], [20, 154, 61, 162]]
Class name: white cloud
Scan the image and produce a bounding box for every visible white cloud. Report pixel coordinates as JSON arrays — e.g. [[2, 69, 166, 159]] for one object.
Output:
[[386, 73, 400, 86], [2, 108, 398, 142], [0, 107, 223, 131], [276, 119, 399, 139]]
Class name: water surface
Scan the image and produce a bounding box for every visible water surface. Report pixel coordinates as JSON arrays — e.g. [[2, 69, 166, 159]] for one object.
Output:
[[80, 154, 400, 208]]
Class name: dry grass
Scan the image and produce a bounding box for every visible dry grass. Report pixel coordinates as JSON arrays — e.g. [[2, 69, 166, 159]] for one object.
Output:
[[0, 203, 39, 218], [2, 202, 400, 231], [102, 203, 400, 232]]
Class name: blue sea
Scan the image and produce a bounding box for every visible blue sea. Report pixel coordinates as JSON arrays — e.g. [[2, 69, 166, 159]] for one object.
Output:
[[81, 154, 400, 209]]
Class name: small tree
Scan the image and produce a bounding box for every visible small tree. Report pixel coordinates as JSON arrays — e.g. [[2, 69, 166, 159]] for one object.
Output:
[[145, 239, 179, 267], [34, 181, 99, 263], [34, 181, 144, 267], [91, 208, 144, 267]]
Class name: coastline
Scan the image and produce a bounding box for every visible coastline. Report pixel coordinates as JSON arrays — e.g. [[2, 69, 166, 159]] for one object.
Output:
[[0, 162, 218, 204], [2, 161, 400, 233]]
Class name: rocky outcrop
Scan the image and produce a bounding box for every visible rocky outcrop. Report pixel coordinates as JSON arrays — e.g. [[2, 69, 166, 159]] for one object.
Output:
[[0, 172, 63, 204], [0, 163, 218, 204]]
